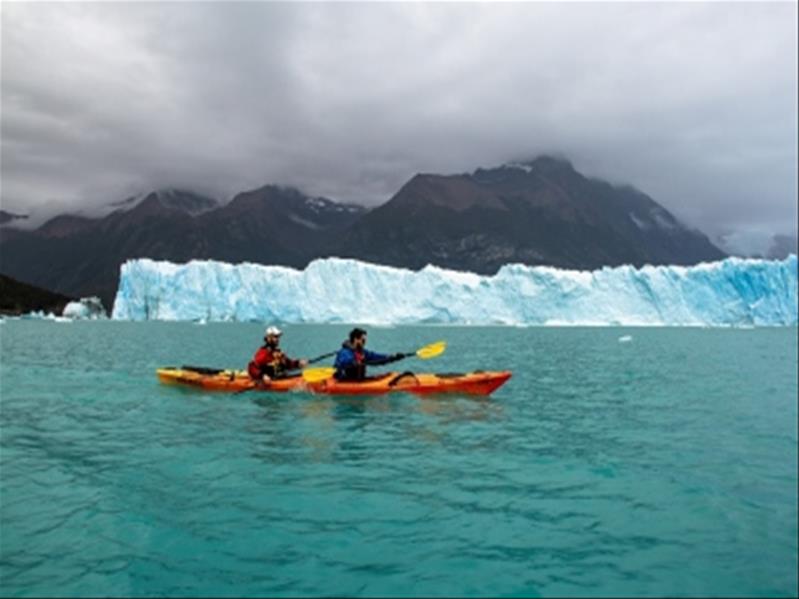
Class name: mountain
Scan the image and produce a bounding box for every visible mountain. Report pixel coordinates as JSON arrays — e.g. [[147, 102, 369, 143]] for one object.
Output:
[[0, 156, 728, 309], [0, 191, 218, 306], [109, 189, 219, 216], [202, 185, 366, 264], [0, 274, 74, 316], [329, 157, 726, 273], [0, 187, 366, 308]]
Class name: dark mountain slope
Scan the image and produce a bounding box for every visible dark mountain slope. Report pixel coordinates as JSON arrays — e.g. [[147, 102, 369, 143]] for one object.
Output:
[[0, 274, 74, 315], [0, 188, 366, 308], [330, 157, 725, 273]]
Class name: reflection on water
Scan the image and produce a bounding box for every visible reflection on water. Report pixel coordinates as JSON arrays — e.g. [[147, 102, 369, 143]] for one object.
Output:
[[247, 393, 504, 464]]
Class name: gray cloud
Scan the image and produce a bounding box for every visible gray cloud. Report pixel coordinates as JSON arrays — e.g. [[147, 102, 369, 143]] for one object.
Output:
[[2, 1, 796, 238]]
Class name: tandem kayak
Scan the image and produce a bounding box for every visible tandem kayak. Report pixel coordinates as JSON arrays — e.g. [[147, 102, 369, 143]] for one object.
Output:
[[156, 366, 512, 396]]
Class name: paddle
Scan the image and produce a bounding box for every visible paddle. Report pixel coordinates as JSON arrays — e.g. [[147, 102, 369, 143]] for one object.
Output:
[[305, 351, 337, 365], [301, 340, 447, 384]]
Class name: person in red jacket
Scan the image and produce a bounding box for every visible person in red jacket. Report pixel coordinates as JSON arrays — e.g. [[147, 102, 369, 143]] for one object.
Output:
[[247, 326, 308, 383]]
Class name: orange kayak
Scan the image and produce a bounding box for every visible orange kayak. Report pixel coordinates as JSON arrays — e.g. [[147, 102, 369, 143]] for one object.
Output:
[[156, 366, 511, 396]]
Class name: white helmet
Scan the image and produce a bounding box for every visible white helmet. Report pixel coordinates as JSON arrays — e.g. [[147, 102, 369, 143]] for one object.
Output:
[[265, 325, 283, 337]]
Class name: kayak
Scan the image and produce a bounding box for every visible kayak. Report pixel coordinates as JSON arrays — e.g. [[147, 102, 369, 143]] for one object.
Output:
[[156, 366, 512, 396]]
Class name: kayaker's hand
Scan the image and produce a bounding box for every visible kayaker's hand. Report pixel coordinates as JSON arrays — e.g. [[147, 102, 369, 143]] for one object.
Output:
[[391, 353, 407, 361], [261, 374, 272, 384], [299, 359, 309, 368]]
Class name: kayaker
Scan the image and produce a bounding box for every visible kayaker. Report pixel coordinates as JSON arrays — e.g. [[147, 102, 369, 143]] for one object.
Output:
[[334, 327, 406, 381], [247, 326, 308, 383]]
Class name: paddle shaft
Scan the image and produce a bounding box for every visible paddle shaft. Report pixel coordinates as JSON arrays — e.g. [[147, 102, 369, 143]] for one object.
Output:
[[303, 341, 442, 369], [301, 348, 415, 368], [307, 351, 337, 365]]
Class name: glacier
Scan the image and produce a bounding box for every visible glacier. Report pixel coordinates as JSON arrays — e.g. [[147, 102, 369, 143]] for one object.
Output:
[[112, 255, 798, 326]]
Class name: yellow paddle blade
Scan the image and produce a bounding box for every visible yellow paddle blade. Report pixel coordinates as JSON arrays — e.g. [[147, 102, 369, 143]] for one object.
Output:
[[302, 366, 337, 383], [415, 340, 447, 360]]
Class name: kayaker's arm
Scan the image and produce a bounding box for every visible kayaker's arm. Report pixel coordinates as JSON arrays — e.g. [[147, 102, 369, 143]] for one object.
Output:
[[283, 356, 308, 370], [364, 350, 408, 366], [333, 347, 407, 381]]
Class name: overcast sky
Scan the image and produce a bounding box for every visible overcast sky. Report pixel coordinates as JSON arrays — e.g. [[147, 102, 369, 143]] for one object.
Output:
[[2, 1, 797, 238]]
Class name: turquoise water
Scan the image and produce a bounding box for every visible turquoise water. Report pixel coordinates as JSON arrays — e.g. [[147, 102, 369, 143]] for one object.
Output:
[[0, 321, 796, 597]]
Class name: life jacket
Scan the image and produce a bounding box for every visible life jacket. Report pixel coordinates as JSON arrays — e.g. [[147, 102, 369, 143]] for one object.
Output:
[[248, 343, 287, 379], [336, 342, 367, 381]]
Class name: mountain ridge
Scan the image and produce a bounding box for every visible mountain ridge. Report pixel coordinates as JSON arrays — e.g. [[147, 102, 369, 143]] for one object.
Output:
[[328, 156, 725, 273], [0, 185, 367, 306], [0, 156, 727, 309]]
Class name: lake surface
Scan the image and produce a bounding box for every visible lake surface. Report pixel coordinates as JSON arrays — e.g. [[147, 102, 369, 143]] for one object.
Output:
[[1, 321, 796, 597]]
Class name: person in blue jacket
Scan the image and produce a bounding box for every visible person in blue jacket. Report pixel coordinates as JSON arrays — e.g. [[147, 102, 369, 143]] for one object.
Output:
[[334, 327, 407, 381]]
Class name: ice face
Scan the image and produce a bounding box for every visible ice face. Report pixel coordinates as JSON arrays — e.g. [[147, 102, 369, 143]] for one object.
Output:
[[111, 255, 798, 326]]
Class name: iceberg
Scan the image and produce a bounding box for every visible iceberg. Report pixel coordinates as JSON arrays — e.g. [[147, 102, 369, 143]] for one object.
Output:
[[112, 255, 798, 326], [62, 296, 108, 320]]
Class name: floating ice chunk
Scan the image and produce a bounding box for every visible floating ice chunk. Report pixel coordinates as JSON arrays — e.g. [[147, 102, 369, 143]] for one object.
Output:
[[21, 311, 72, 322], [62, 297, 108, 319]]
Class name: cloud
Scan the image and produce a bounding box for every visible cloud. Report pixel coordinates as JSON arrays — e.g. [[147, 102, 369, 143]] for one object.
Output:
[[1, 2, 796, 237]]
